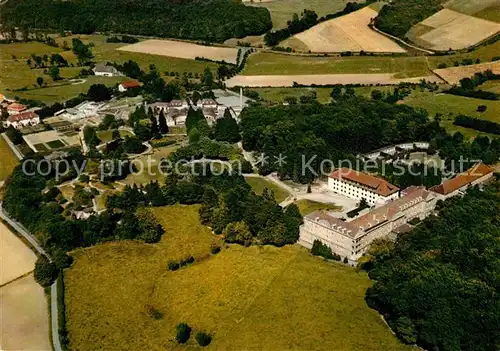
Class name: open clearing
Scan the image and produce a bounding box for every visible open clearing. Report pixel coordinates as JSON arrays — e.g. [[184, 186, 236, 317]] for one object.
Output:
[[294, 199, 342, 216], [406, 9, 500, 51], [246, 0, 351, 29], [0, 137, 19, 182], [0, 273, 51, 351], [0, 222, 36, 285], [0, 223, 51, 351], [118, 39, 239, 64], [288, 7, 405, 53], [226, 73, 441, 87], [245, 176, 290, 203], [64, 205, 408, 350], [433, 61, 500, 84]]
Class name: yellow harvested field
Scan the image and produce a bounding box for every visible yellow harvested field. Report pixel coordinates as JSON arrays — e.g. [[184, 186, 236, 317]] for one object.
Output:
[[407, 9, 500, 50], [0, 222, 36, 285], [0, 274, 51, 351], [433, 61, 500, 84], [225, 73, 441, 87], [117, 39, 239, 64], [289, 7, 405, 53]]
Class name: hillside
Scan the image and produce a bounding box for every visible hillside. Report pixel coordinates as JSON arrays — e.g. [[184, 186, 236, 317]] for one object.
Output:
[[0, 0, 272, 43]]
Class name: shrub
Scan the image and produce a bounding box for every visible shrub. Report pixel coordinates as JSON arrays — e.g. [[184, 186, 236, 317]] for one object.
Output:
[[343, 256, 349, 264], [176, 323, 191, 344], [168, 261, 180, 271], [34, 255, 57, 287], [195, 331, 212, 347], [311, 240, 340, 261], [211, 246, 221, 255], [146, 305, 164, 320]]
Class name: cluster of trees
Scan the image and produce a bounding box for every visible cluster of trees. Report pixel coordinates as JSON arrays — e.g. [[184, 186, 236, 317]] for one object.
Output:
[[3, 152, 165, 285], [240, 96, 442, 183], [264, 9, 318, 46], [175, 323, 211, 346], [1, 0, 272, 43], [27, 53, 68, 69], [364, 183, 500, 350], [106, 35, 138, 44], [72, 38, 94, 66], [454, 115, 500, 135], [374, 0, 445, 38], [311, 240, 342, 261], [446, 70, 500, 101]]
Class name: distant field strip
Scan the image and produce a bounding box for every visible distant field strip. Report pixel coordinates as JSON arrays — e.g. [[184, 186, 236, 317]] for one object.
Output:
[[444, 0, 500, 16], [433, 61, 500, 84], [290, 7, 405, 53], [118, 39, 239, 64], [226, 73, 441, 87], [407, 9, 500, 50]]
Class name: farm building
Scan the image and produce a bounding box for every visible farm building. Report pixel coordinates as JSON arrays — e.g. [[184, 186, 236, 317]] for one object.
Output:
[[4, 111, 40, 129], [7, 103, 28, 115], [93, 63, 122, 77], [118, 81, 141, 92]]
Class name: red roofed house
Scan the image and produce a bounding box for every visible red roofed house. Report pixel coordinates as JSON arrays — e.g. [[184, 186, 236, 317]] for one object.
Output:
[[430, 163, 494, 198], [300, 186, 436, 262], [329, 168, 400, 205], [118, 80, 141, 92], [4, 111, 40, 129], [7, 103, 28, 115]]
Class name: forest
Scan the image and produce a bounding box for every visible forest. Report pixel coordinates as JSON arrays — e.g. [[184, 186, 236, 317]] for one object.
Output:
[[374, 0, 444, 38], [364, 183, 500, 351], [0, 0, 272, 42]]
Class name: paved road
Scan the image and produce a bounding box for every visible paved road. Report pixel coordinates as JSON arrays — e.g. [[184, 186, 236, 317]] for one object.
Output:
[[0, 203, 63, 351]]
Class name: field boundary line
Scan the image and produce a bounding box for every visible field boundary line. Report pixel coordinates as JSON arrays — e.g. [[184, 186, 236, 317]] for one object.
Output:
[[370, 25, 435, 55], [0, 269, 34, 288]]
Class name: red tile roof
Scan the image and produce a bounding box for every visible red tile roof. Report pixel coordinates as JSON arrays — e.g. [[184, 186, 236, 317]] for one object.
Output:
[[7, 111, 38, 122], [330, 168, 399, 196], [430, 163, 494, 195], [120, 80, 141, 89], [7, 103, 27, 112]]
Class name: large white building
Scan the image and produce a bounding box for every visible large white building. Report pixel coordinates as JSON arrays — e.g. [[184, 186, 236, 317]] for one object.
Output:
[[328, 168, 400, 205], [4, 111, 40, 129], [299, 186, 436, 262]]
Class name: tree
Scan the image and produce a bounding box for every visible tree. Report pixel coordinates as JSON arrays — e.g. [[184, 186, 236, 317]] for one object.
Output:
[[188, 127, 201, 143], [34, 255, 57, 287], [223, 221, 252, 245], [191, 91, 201, 105], [195, 332, 212, 347], [331, 85, 342, 100], [176, 323, 191, 344], [49, 65, 60, 80], [36, 76, 44, 87], [123, 136, 145, 154], [83, 125, 100, 147], [371, 89, 383, 100], [72, 38, 94, 66], [477, 105, 487, 113], [158, 110, 169, 134], [5, 126, 23, 144], [133, 123, 151, 141], [203, 67, 214, 87], [185, 107, 205, 133], [150, 114, 159, 138], [87, 84, 111, 101], [214, 109, 240, 143]]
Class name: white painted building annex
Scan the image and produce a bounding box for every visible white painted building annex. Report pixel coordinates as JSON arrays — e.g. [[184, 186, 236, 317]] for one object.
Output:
[[299, 186, 436, 262], [328, 168, 399, 205]]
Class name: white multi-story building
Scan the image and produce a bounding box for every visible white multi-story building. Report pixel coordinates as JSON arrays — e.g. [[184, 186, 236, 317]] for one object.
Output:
[[299, 186, 436, 262], [328, 168, 400, 205]]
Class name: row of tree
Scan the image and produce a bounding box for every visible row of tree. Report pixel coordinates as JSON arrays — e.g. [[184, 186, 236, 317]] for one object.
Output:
[[454, 115, 500, 135]]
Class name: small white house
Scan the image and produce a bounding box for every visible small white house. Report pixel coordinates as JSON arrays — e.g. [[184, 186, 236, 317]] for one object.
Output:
[[93, 63, 122, 77], [118, 81, 141, 92], [4, 111, 40, 129]]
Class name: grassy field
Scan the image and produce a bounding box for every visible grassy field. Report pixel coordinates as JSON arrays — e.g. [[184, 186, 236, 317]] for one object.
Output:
[[294, 199, 342, 215], [97, 129, 134, 143], [404, 91, 500, 138], [245, 176, 290, 203], [64, 205, 409, 351], [0, 137, 19, 182], [481, 80, 500, 93], [473, 5, 500, 22], [243, 51, 432, 77], [248, 0, 351, 29]]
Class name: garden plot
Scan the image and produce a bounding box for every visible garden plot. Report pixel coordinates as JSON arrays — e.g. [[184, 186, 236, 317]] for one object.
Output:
[[287, 7, 405, 53], [117, 39, 239, 64]]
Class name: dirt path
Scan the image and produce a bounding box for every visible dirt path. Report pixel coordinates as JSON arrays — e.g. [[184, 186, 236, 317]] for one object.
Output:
[[225, 73, 443, 87]]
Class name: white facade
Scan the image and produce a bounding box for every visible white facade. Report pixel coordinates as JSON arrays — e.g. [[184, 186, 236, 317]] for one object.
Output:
[[328, 177, 399, 205], [4, 112, 40, 129], [299, 187, 436, 262]]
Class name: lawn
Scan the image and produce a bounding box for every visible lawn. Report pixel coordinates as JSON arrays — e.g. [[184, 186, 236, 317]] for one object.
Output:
[[473, 5, 500, 22], [248, 0, 351, 29], [243, 51, 432, 77], [294, 199, 342, 216], [245, 176, 290, 203], [64, 205, 409, 351], [403, 91, 500, 138], [481, 80, 500, 93], [0, 137, 19, 182], [97, 129, 133, 143]]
